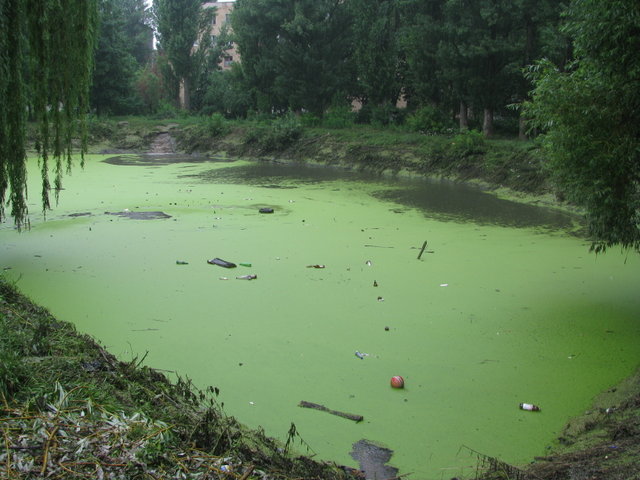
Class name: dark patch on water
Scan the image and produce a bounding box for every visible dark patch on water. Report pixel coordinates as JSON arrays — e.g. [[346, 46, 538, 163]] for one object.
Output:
[[104, 155, 580, 230], [259, 184, 298, 189], [105, 211, 172, 220], [103, 154, 235, 166], [372, 181, 578, 230], [350, 439, 399, 480], [196, 162, 579, 230], [69, 212, 92, 217]]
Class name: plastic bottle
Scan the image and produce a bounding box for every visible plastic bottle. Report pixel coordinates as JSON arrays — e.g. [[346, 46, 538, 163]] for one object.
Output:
[[236, 274, 257, 280], [519, 403, 541, 412]]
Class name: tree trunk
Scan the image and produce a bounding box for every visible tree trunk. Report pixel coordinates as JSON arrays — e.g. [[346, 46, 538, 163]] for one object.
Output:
[[459, 101, 469, 130], [482, 108, 493, 137], [518, 115, 528, 140], [179, 77, 191, 111]]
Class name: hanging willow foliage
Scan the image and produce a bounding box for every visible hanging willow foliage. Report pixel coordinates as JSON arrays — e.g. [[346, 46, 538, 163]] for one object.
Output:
[[0, 0, 98, 229]]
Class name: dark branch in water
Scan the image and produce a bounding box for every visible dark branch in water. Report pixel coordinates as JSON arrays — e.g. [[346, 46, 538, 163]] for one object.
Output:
[[298, 401, 364, 422]]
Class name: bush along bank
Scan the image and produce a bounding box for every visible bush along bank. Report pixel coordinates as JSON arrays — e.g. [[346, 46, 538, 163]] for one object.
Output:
[[0, 279, 363, 480]]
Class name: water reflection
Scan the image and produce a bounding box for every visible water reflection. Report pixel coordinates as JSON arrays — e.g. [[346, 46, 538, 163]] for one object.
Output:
[[198, 161, 579, 230], [104, 155, 580, 230]]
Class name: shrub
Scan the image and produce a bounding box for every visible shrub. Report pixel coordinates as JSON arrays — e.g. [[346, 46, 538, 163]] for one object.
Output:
[[406, 105, 455, 134], [154, 101, 178, 120], [244, 112, 303, 153], [322, 106, 355, 129], [355, 103, 404, 126], [205, 113, 229, 137], [449, 130, 486, 157]]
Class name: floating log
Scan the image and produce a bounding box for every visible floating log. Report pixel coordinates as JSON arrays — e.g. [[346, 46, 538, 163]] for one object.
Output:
[[299, 401, 363, 422], [417, 240, 428, 260]]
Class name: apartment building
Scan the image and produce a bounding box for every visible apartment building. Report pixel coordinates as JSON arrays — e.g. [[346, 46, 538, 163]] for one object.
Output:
[[202, 0, 238, 70]]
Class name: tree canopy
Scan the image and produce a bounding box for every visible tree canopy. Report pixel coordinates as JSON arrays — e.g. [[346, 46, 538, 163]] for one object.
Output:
[[229, 0, 565, 131], [152, 0, 215, 110], [232, 0, 353, 116], [524, 0, 640, 252], [91, 0, 153, 115], [0, 0, 98, 229]]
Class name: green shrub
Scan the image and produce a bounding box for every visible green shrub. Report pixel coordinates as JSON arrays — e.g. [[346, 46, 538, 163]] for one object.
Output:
[[154, 101, 178, 120], [86, 115, 117, 141], [406, 105, 455, 134], [322, 106, 355, 129], [205, 113, 229, 137], [355, 103, 405, 126], [244, 112, 303, 153], [450, 129, 486, 157], [299, 112, 321, 127]]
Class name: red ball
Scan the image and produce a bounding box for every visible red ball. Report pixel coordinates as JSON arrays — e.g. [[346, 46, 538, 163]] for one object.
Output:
[[390, 376, 405, 388]]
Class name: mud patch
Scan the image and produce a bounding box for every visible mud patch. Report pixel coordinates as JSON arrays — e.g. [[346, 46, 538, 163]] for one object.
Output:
[[349, 439, 399, 480], [150, 132, 176, 154], [105, 211, 172, 220]]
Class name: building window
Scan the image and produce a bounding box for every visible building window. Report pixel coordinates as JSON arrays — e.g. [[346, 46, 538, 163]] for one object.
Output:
[[225, 14, 231, 23], [212, 15, 216, 25], [210, 35, 217, 45], [223, 55, 233, 67]]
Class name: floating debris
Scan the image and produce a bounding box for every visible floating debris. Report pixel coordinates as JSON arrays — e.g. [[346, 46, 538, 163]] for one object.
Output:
[[208, 258, 237, 268], [105, 210, 172, 220], [519, 403, 541, 412], [299, 401, 363, 422]]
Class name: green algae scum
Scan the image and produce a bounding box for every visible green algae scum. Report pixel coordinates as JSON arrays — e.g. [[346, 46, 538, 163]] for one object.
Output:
[[1, 154, 639, 479]]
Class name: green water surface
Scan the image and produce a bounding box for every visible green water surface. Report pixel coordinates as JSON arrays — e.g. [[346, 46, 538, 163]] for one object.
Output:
[[1, 155, 638, 479]]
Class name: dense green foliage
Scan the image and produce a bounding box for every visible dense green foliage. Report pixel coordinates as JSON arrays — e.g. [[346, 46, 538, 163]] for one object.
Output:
[[91, 0, 153, 115], [152, 0, 216, 110], [228, 0, 565, 132], [0, 0, 97, 229], [231, 0, 353, 116], [525, 0, 640, 252]]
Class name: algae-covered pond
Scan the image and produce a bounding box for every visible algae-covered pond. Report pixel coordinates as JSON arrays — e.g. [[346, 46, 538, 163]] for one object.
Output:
[[1, 154, 639, 479]]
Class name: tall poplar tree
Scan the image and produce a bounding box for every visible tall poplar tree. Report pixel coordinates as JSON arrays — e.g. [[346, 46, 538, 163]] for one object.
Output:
[[349, 0, 403, 108], [152, 0, 210, 111], [232, 0, 353, 116], [0, 0, 98, 229]]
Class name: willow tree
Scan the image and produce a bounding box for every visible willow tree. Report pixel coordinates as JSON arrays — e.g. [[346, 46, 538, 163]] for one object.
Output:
[[0, 0, 98, 230]]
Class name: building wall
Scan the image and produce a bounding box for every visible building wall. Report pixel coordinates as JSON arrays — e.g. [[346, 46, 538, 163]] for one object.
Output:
[[202, 1, 238, 70]]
